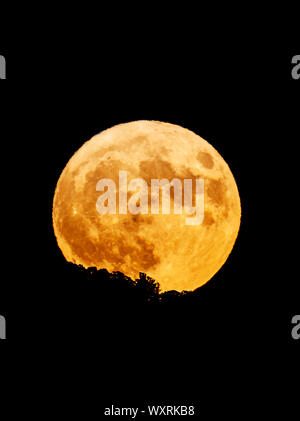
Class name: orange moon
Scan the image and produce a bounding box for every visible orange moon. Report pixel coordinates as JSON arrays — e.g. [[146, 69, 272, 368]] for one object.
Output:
[[52, 121, 241, 291]]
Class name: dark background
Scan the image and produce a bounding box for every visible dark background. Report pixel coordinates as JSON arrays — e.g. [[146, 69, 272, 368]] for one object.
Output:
[[0, 22, 299, 418]]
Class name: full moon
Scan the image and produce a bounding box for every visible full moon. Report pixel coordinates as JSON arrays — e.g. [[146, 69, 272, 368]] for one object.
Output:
[[52, 121, 241, 291]]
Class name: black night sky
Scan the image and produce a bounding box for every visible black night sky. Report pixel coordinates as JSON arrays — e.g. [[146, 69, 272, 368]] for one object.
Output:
[[0, 20, 299, 418]]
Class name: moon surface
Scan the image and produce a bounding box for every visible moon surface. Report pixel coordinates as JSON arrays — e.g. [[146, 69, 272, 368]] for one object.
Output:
[[52, 121, 241, 291]]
